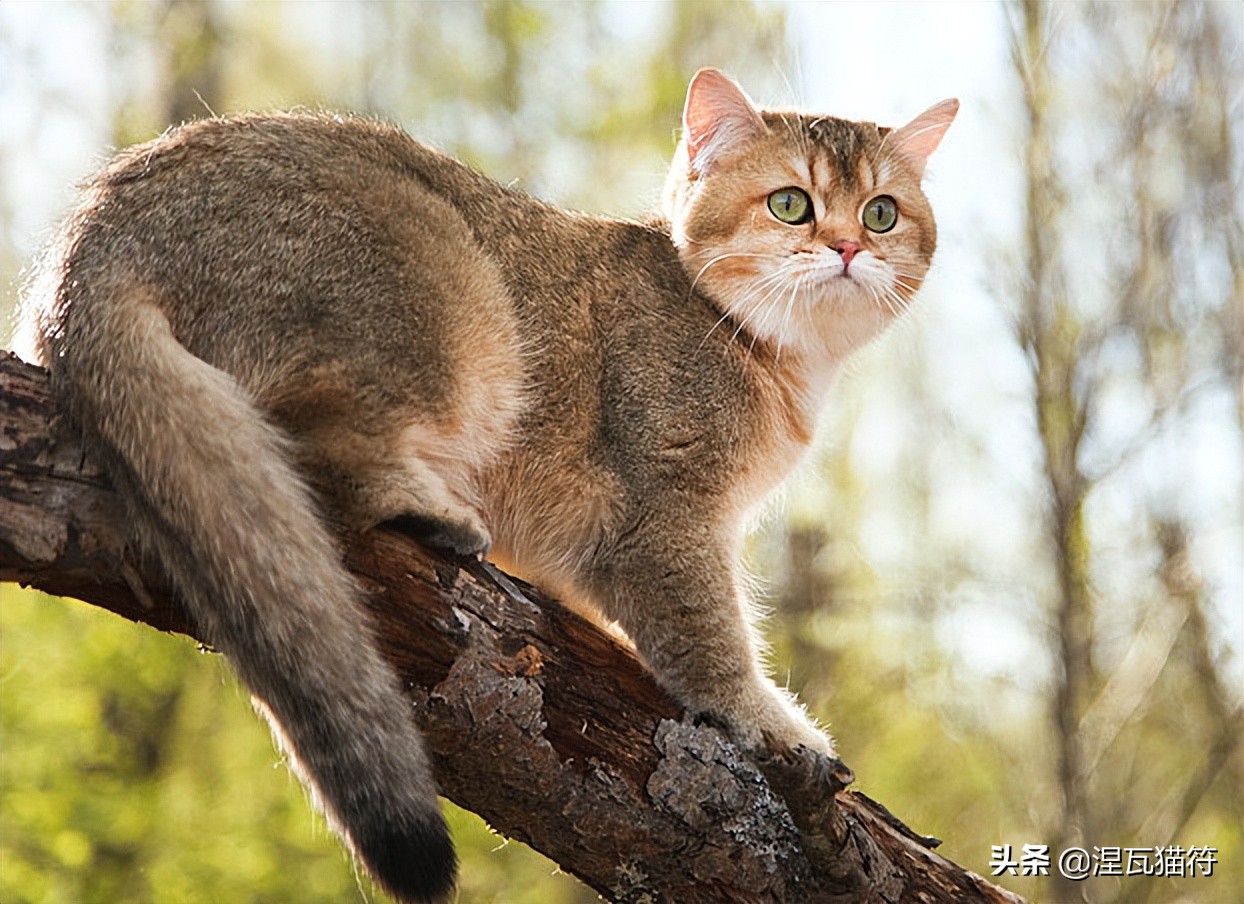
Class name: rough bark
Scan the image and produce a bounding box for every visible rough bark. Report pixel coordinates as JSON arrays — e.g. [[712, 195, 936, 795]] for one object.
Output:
[[1, 350, 1025, 904]]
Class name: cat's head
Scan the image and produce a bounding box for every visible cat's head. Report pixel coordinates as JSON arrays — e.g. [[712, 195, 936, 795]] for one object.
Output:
[[663, 68, 957, 365]]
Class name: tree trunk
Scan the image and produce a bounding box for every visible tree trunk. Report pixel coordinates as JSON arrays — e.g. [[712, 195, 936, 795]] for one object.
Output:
[[0, 350, 1025, 904]]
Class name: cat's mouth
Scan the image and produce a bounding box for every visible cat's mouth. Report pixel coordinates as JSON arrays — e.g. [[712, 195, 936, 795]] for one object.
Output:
[[789, 254, 913, 318], [799, 249, 886, 288]]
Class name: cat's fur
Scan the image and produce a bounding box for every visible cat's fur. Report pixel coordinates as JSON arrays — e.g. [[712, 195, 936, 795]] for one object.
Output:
[[22, 69, 955, 902]]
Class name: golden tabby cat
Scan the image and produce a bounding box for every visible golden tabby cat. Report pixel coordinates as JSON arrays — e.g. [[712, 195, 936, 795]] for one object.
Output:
[[22, 68, 955, 901]]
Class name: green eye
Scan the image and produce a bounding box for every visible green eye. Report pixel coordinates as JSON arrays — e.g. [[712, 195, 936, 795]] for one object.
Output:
[[767, 188, 812, 225], [862, 195, 898, 233]]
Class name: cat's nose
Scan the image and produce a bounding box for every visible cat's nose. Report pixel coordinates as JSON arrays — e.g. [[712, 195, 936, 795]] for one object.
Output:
[[830, 240, 861, 267]]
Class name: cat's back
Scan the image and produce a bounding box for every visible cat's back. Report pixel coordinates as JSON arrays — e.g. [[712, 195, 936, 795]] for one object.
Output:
[[42, 112, 529, 428], [58, 112, 573, 336], [88, 111, 463, 200], [69, 111, 492, 275]]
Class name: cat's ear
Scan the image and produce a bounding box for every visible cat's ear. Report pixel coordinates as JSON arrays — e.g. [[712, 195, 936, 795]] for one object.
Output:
[[885, 98, 959, 178], [682, 68, 767, 175]]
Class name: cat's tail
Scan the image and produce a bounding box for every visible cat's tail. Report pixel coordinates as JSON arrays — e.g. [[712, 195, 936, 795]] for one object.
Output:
[[38, 285, 455, 904]]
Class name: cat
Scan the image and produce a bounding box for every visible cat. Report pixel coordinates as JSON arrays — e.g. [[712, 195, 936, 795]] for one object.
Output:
[[21, 68, 955, 902]]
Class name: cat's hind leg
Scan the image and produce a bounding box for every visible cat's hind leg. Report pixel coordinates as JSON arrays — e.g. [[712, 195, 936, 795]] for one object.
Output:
[[305, 422, 493, 557], [359, 456, 492, 557]]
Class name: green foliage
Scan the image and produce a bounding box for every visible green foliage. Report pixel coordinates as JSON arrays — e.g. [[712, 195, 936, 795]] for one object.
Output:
[[0, 587, 592, 904], [1, 589, 355, 903]]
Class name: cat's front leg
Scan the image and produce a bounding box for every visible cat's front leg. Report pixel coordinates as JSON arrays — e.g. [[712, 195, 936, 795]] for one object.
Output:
[[584, 529, 841, 769]]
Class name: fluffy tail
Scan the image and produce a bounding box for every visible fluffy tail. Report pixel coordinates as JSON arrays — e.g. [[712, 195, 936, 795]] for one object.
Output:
[[43, 288, 455, 903]]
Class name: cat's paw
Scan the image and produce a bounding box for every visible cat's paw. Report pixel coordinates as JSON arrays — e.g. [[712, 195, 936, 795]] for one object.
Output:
[[749, 704, 837, 760], [386, 512, 491, 558], [690, 709, 734, 734], [756, 742, 855, 795], [690, 709, 851, 791]]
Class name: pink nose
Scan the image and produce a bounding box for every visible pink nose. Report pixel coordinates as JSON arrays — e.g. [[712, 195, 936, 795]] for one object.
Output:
[[831, 240, 861, 266]]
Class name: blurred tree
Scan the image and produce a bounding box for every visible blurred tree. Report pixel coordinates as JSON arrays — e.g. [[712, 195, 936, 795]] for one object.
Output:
[[1007, 2, 1242, 901], [760, 5, 1241, 904], [158, 0, 223, 127]]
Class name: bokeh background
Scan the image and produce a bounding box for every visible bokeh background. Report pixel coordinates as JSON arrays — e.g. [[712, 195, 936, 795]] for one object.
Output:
[[1, 2, 1240, 903]]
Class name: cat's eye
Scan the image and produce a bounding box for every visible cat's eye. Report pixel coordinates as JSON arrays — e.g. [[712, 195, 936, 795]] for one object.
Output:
[[767, 188, 813, 225], [862, 195, 898, 233]]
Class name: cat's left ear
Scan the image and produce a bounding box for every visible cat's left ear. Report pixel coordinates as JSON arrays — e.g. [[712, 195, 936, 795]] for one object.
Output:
[[886, 99, 959, 178], [682, 68, 767, 175]]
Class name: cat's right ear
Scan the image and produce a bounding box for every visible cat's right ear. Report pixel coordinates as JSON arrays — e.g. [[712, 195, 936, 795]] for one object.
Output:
[[682, 68, 767, 176]]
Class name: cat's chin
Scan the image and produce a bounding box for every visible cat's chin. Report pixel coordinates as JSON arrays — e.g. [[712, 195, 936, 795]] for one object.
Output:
[[721, 275, 903, 366], [680, 244, 912, 366]]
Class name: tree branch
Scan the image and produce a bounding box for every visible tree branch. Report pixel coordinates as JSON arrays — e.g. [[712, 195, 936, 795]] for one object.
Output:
[[0, 350, 1025, 904]]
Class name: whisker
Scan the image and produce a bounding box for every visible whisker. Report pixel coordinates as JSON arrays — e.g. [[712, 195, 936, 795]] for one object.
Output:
[[891, 276, 922, 298], [773, 275, 806, 363], [698, 263, 797, 354], [775, 111, 811, 165], [689, 252, 786, 351], [882, 286, 911, 317], [744, 287, 786, 359], [688, 251, 771, 294], [729, 266, 801, 358]]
